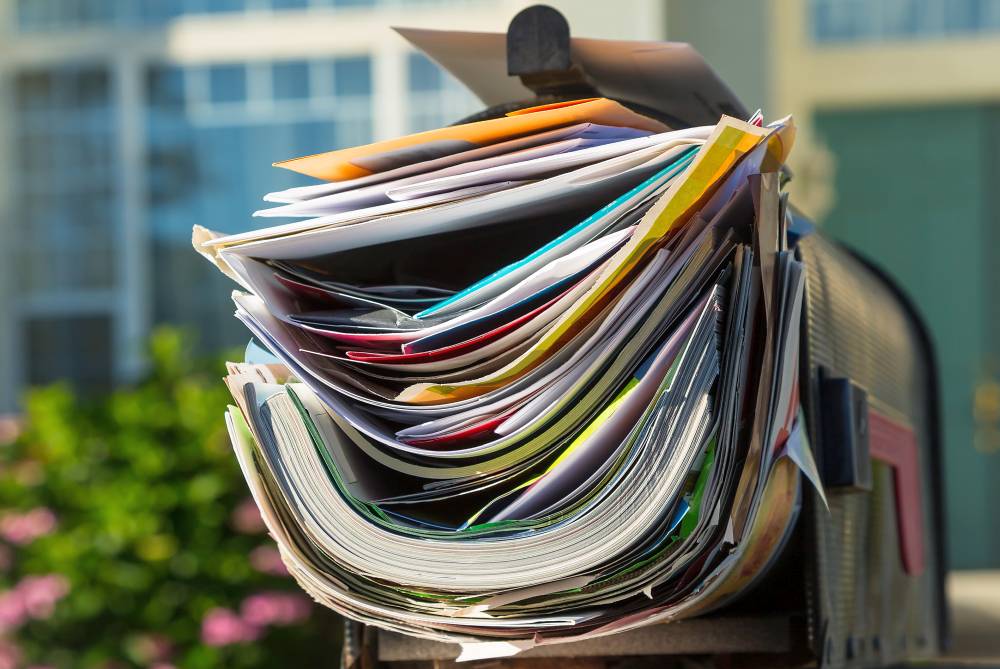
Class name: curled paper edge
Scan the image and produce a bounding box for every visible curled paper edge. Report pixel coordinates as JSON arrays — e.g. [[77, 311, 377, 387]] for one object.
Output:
[[453, 574, 596, 617], [456, 639, 535, 662], [192, 225, 252, 292]]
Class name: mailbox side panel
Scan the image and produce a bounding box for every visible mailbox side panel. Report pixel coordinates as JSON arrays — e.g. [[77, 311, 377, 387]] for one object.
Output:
[[798, 232, 945, 668]]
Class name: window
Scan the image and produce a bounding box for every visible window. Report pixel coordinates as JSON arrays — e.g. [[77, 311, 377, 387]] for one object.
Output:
[[334, 57, 373, 97], [208, 64, 248, 104], [24, 315, 113, 392], [408, 52, 443, 92], [14, 0, 414, 32], [9, 65, 119, 396], [146, 66, 186, 109], [331, 0, 377, 8], [810, 0, 1000, 43], [272, 60, 311, 100], [17, 0, 77, 31], [16, 0, 131, 30], [13, 70, 53, 111], [138, 0, 185, 24], [12, 66, 118, 294], [202, 0, 247, 12]]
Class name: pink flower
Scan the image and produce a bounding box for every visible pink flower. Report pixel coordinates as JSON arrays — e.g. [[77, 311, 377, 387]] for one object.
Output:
[[240, 592, 311, 627], [20, 574, 70, 620], [0, 590, 26, 631], [0, 508, 57, 545], [0, 574, 69, 632], [0, 639, 20, 669], [249, 546, 287, 576], [230, 499, 265, 534], [200, 607, 260, 647]]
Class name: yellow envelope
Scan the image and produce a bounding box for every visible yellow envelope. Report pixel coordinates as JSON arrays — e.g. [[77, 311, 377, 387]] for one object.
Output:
[[274, 98, 668, 182]]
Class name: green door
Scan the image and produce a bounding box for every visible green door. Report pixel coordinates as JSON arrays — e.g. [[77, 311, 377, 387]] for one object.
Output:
[[814, 105, 1000, 569]]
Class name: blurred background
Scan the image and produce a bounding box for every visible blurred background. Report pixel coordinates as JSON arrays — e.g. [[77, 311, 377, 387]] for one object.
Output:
[[0, 0, 998, 666]]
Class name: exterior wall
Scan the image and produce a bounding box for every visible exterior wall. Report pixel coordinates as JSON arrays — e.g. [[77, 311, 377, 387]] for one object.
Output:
[[770, 0, 1000, 219], [664, 0, 770, 114], [667, 0, 1000, 567], [814, 105, 998, 568], [780, 1, 1000, 570]]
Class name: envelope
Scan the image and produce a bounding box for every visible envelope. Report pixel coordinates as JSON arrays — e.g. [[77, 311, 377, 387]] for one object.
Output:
[[274, 98, 668, 181]]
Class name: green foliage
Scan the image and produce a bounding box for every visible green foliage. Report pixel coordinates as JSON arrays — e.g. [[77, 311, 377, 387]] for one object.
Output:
[[0, 328, 339, 668]]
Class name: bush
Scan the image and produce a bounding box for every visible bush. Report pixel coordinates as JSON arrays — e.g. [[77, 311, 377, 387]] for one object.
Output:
[[0, 328, 340, 668]]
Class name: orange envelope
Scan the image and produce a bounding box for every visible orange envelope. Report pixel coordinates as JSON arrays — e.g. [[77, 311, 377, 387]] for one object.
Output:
[[274, 98, 669, 182]]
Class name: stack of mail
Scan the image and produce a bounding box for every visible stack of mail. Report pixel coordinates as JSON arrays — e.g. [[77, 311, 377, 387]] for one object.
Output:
[[194, 96, 824, 656]]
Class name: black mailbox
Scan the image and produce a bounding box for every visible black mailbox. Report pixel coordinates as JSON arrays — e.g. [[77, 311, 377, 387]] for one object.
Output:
[[355, 5, 948, 668]]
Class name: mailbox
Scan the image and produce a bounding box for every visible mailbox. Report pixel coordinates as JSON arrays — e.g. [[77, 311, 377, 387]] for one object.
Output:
[[348, 5, 948, 668]]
